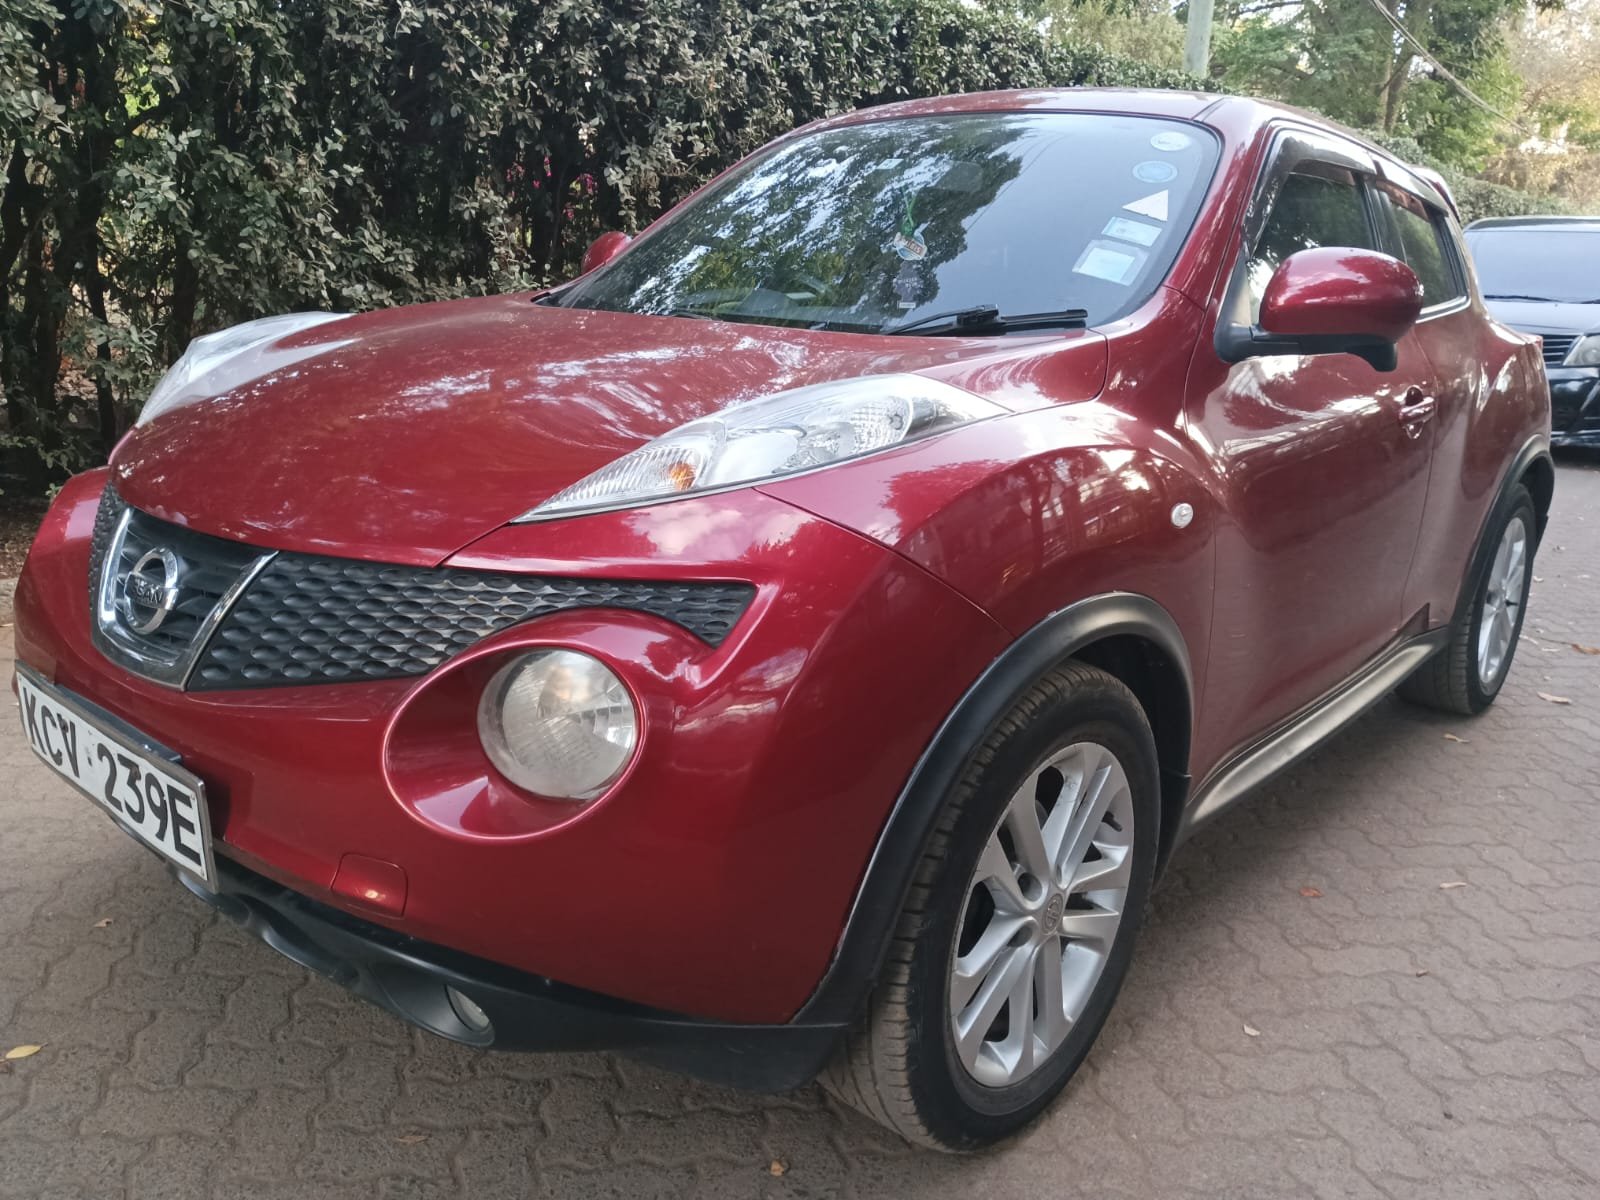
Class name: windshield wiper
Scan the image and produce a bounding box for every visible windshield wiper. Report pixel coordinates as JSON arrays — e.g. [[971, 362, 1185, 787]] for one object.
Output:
[[1482, 293, 1556, 302], [885, 305, 1088, 337]]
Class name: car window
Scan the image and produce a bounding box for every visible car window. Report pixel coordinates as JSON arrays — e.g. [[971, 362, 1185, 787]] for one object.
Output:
[[1382, 186, 1462, 305], [1246, 167, 1378, 320], [1464, 228, 1600, 303], [554, 113, 1221, 333]]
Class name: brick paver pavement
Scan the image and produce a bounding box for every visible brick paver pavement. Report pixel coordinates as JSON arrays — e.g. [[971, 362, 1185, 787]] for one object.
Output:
[[3, 460, 1598, 1199]]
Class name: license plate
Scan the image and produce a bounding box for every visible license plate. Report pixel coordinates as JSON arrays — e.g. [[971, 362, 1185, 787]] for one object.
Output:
[[16, 666, 215, 885]]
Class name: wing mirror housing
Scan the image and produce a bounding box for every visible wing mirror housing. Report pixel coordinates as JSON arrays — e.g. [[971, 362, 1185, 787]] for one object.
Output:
[[581, 231, 633, 275], [1219, 247, 1424, 372]]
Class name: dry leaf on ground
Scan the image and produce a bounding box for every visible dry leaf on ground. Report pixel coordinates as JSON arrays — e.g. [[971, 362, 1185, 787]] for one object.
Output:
[[1537, 692, 1572, 705], [769, 1160, 788, 1177], [1439, 881, 1469, 890], [396, 1133, 428, 1145], [1442, 733, 1467, 743], [1571, 644, 1600, 656], [1243, 1023, 1262, 1037], [1299, 887, 1322, 898], [4, 1045, 42, 1060]]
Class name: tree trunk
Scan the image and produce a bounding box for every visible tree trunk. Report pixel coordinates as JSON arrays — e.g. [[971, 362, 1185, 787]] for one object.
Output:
[[1380, 0, 1433, 133]]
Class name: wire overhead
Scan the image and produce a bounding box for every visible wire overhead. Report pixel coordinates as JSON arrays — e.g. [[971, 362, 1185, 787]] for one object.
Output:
[[1361, 0, 1529, 133]]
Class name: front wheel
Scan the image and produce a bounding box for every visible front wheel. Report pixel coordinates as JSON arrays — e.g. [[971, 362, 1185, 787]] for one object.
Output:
[[821, 663, 1160, 1150], [1401, 486, 1536, 715]]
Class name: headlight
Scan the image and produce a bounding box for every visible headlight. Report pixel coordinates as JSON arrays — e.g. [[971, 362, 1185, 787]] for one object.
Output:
[[476, 650, 638, 801], [519, 374, 1002, 522], [1565, 334, 1600, 367], [138, 312, 348, 425]]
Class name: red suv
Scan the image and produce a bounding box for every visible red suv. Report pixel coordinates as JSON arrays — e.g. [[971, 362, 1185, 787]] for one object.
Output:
[[13, 90, 1551, 1150]]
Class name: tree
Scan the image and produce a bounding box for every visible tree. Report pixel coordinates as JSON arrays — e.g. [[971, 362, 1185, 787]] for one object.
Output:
[[1211, 0, 1545, 166]]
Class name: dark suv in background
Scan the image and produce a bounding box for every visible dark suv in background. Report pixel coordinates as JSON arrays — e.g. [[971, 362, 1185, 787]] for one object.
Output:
[[1466, 216, 1600, 446]]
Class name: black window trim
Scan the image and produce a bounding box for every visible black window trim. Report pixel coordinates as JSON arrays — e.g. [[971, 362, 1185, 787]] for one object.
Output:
[[1215, 124, 1397, 367], [1370, 178, 1471, 321]]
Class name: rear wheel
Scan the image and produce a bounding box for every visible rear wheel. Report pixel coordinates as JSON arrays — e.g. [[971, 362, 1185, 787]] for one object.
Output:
[[1401, 486, 1536, 715], [821, 663, 1159, 1150]]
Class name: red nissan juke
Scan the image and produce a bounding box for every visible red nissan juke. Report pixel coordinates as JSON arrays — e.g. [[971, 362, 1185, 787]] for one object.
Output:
[[13, 89, 1551, 1149]]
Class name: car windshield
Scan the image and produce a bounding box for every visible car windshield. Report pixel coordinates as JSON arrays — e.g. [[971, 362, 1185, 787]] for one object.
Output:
[[1466, 228, 1600, 303], [552, 112, 1220, 333]]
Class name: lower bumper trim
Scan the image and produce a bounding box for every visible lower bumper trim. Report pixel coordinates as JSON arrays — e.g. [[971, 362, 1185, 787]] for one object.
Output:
[[178, 855, 844, 1092]]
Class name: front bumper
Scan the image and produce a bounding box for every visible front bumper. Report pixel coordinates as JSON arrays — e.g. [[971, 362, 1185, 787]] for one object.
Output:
[[182, 852, 843, 1090], [15, 469, 1010, 1029], [1548, 366, 1600, 445]]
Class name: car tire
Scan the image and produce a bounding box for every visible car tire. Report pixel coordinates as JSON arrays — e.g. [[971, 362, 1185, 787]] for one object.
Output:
[[1400, 486, 1537, 716], [820, 661, 1160, 1151]]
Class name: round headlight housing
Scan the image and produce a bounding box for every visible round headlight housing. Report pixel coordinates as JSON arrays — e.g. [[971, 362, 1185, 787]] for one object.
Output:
[[476, 650, 638, 801]]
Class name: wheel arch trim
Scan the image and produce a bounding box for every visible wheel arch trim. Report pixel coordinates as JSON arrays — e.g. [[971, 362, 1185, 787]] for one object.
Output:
[[1453, 435, 1552, 629], [793, 591, 1193, 1026]]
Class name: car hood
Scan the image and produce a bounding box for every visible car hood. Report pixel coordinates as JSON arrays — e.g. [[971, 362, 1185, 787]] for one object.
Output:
[[1482, 297, 1600, 337], [111, 295, 1106, 566]]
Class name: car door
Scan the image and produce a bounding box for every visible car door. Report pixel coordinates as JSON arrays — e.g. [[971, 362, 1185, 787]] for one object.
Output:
[[1370, 175, 1494, 626], [1186, 128, 1437, 756]]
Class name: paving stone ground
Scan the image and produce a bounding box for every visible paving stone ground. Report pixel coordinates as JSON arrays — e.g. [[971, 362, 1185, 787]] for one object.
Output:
[[2, 459, 1598, 1199]]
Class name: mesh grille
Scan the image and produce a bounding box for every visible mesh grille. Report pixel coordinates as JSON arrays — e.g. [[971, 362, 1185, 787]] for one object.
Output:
[[1541, 334, 1577, 367], [88, 483, 126, 609], [86, 487, 754, 690], [188, 548, 754, 691], [88, 484, 263, 684]]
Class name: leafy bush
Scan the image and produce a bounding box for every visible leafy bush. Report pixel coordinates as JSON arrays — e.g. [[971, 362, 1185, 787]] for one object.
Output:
[[1359, 128, 1570, 224], [1, 0, 1209, 490]]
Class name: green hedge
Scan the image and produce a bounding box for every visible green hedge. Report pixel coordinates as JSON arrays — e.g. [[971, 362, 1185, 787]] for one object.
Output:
[[0, 0, 1210, 488]]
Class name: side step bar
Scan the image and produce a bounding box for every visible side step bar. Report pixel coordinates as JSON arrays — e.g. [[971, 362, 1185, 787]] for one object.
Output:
[[1176, 629, 1447, 844]]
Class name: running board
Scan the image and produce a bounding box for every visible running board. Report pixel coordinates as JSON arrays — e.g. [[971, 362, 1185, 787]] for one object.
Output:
[[1176, 630, 1447, 843]]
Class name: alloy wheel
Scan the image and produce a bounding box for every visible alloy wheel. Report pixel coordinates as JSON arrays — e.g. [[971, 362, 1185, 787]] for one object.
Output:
[[1477, 514, 1529, 688], [949, 741, 1135, 1088]]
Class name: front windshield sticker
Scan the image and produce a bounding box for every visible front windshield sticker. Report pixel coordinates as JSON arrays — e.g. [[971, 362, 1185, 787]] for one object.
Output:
[[1151, 131, 1193, 152], [1102, 216, 1162, 247], [1073, 240, 1145, 286], [1123, 190, 1170, 221], [893, 261, 920, 308], [1133, 160, 1178, 185], [892, 195, 928, 261]]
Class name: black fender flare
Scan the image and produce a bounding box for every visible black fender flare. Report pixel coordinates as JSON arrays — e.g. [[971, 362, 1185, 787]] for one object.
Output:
[[1450, 435, 1553, 628], [793, 592, 1192, 1026]]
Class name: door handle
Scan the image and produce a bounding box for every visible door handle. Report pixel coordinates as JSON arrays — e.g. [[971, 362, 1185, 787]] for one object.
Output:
[[1399, 388, 1436, 439]]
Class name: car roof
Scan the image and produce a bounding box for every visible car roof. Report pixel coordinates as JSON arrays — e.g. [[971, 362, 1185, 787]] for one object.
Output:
[[1466, 216, 1600, 232], [806, 88, 1438, 186]]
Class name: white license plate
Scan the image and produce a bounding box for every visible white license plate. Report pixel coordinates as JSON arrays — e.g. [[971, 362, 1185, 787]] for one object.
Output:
[[16, 666, 215, 885]]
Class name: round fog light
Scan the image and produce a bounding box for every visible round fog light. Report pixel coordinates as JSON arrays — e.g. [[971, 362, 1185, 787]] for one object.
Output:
[[476, 649, 638, 801], [446, 986, 492, 1034]]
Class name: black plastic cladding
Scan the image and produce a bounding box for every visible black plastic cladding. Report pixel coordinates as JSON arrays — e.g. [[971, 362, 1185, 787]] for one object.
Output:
[[89, 485, 756, 690]]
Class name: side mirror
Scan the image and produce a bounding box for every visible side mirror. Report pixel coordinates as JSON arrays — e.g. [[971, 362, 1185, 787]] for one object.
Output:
[[1222, 247, 1424, 371], [581, 231, 632, 275]]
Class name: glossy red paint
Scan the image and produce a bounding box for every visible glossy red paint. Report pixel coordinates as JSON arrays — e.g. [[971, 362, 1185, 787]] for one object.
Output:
[[109, 299, 1056, 566], [12, 90, 1551, 1033], [1258, 247, 1424, 343], [580, 230, 632, 275]]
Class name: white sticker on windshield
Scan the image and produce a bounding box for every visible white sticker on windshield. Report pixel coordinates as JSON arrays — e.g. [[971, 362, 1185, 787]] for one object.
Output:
[[1103, 216, 1162, 247], [1073, 241, 1145, 287], [1123, 190, 1170, 222], [1133, 160, 1178, 185], [1151, 131, 1192, 152]]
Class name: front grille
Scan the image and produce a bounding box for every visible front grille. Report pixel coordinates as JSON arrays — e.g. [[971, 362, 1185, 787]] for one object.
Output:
[[87, 487, 756, 691], [89, 486, 266, 686], [1541, 334, 1577, 367], [190, 555, 754, 689]]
